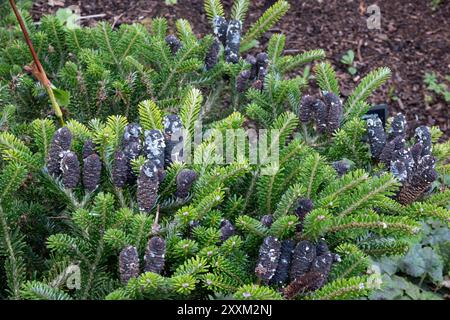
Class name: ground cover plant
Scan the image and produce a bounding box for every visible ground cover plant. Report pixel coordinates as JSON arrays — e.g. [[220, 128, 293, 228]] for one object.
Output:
[[0, 0, 448, 300]]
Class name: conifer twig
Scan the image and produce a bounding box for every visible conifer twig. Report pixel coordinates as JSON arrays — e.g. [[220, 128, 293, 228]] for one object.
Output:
[[9, 0, 65, 126]]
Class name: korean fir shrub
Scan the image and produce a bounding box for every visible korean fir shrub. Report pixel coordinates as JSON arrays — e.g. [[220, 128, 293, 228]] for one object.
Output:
[[0, 0, 449, 301]]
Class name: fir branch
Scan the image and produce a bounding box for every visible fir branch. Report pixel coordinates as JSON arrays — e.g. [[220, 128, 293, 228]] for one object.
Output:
[[317, 169, 369, 209], [279, 49, 326, 73], [274, 184, 305, 219], [176, 19, 196, 45], [31, 119, 56, 158], [158, 41, 199, 98], [337, 173, 400, 217], [327, 117, 370, 166], [0, 132, 40, 170], [0, 162, 28, 201], [118, 24, 146, 62], [424, 189, 450, 208], [307, 276, 370, 300], [0, 205, 26, 299], [328, 214, 419, 235], [236, 215, 268, 238], [180, 87, 202, 137], [329, 244, 369, 281], [245, 103, 271, 126], [95, 22, 119, 66], [344, 67, 391, 119], [268, 215, 298, 239], [204, 0, 225, 24], [305, 153, 320, 199], [231, 0, 250, 22], [257, 166, 284, 215], [406, 202, 450, 222], [314, 62, 340, 96], [241, 0, 290, 51], [234, 284, 283, 300], [151, 18, 168, 40], [268, 34, 286, 70], [20, 281, 73, 300], [138, 99, 163, 131], [357, 238, 409, 257], [270, 111, 299, 146]]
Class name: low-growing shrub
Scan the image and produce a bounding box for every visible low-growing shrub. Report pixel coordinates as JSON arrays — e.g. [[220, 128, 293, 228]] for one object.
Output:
[[0, 0, 448, 300]]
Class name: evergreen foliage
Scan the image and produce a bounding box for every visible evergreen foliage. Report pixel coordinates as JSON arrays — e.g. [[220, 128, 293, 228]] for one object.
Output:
[[0, 0, 448, 301]]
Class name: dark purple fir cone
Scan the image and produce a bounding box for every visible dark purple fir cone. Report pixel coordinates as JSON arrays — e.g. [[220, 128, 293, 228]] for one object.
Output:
[[323, 92, 343, 133], [332, 160, 351, 176], [143, 129, 166, 170], [245, 54, 258, 79], [260, 214, 274, 228], [137, 160, 159, 213], [310, 252, 334, 275], [315, 239, 330, 256], [236, 70, 251, 93], [313, 99, 329, 134], [119, 245, 140, 284], [205, 39, 220, 70], [255, 52, 269, 81], [396, 155, 438, 205], [295, 198, 314, 232], [165, 34, 182, 54], [60, 151, 80, 189], [308, 252, 334, 288], [284, 248, 336, 299], [286, 253, 333, 298], [144, 236, 166, 274], [378, 135, 405, 166], [112, 150, 129, 188], [290, 240, 316, 281], [175, 169, 197, 198], [255, 236, 282, 284], [82, 139, 96, 159], [163, 115, 184, 166], [52, 127, 72, 150], [224, 20, 242, 64], [122, 123, 142, 161], [213, 16, 228, 46], [256, 52, 269, 71], [414, 126, 432, 157], [270, 239, 295, 287], [410, 142, 424, 164], [219, 220, 235, 242], [393, 148, 415, 177], [366, 115, 387, 159], [83, 154, 102, 192], [299, 95, 316, 123], [388, 113, 407, 140], [390, 159, 409, 183], [47, 127, 72, 177]]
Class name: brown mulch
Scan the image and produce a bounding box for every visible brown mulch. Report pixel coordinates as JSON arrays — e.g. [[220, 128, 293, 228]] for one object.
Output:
[[31, 0, 450, 139]]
